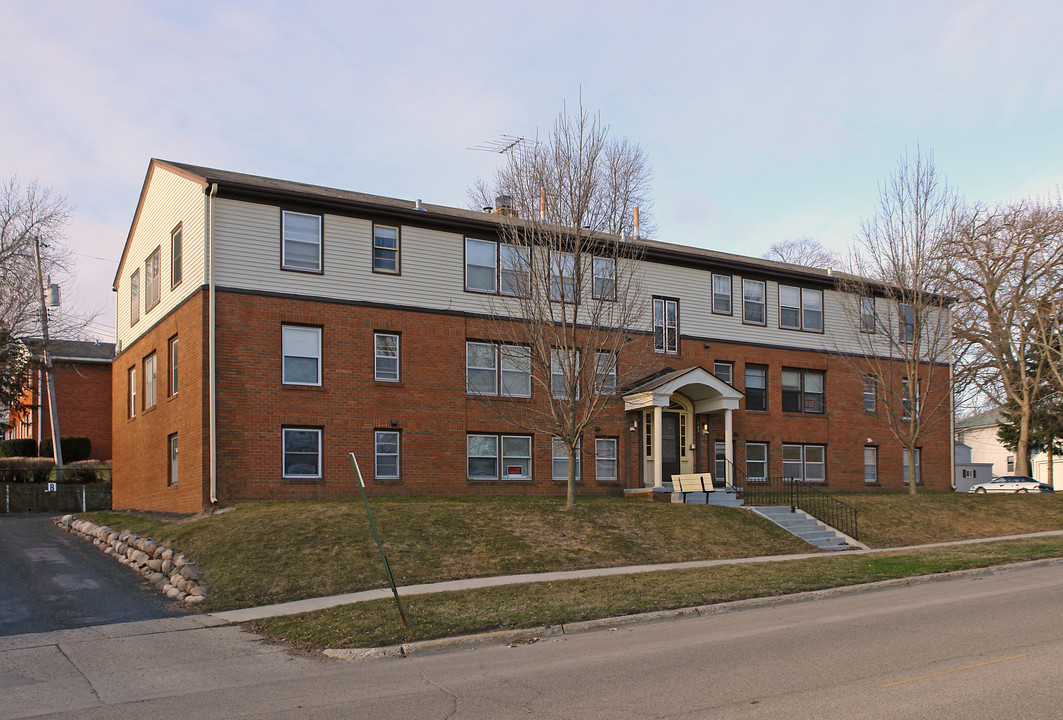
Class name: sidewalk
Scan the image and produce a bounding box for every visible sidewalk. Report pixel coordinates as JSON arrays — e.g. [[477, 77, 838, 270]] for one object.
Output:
[[210, 528, 1063, 623]]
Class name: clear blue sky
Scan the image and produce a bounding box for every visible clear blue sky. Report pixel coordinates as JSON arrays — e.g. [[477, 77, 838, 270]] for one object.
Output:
[[4, 1, 1062, 340]]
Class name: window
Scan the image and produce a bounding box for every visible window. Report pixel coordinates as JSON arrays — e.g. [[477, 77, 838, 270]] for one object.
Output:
[[143, 353, 157, 410], [1007, 455, 1016, 473], [715, 441, 727, 482], [551, 348, 579, 399], [467, 434, 531, 480], [144, 248, 161, 312], [902, 448, 922, 485], [783, 444, 826, 482], [745, 442, 768, 480], [899, 303, 915, 344], [128, 367, 136, 418], [168, 433, 179, 486], [860, 297, 876, 333], [374, 332, 399, 382], [781, 368, 824, 414], [283, 428, 321, 478], [372, 224, 399, 273], [130, 270, 140, 325], [168, 336, 178, 396], [550, 251, 576, 302], [594, 351, 617, 394], [552, 437, 580, 481], [653, 297, 679, 354], [713, 361, 734, 386], [742, 279, 766, 325], [500, 244, 529, 296], [863, 375, 877, 412], [466, 342, 531, 397], [712, 274, 732, 314], [282, 211, 322, 272], [780, 287, 822, 331], [902, 378, 920, 420], [466, 238, 497, 292], [593, 257, 616, 300], [171, 224, 183, 288], [374, 430, 400, 479], [595, 438, 617, 481], [745, 364, 767, 411], [864, 446, 878, 483], [282, 325, 322, 386]]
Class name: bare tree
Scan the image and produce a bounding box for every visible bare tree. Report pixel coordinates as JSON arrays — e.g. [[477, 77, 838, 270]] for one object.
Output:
[[943, 198, 1063, 476], [469, 103, 655, 506], [763, 238, 842, 269], [838, 150, 957, 494]]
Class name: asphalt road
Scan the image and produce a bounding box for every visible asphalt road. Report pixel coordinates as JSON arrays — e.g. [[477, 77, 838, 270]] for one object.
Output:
[[6, 559, 1063, 719], [0, 514, 186, 636]]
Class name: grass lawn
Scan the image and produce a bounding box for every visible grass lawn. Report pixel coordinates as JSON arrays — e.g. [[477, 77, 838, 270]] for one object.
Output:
[[82, 491, 1063, 650]]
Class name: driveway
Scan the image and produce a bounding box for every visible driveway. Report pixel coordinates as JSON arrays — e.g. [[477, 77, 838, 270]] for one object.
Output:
[[0, 514, 187, 637]]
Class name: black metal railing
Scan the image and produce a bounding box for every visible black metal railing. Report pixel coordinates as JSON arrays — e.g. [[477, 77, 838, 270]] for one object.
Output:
[[729, 464, 859, 541]]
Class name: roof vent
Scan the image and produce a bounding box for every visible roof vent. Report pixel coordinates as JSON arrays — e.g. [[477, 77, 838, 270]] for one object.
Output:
[[414, 199, 425, 211]]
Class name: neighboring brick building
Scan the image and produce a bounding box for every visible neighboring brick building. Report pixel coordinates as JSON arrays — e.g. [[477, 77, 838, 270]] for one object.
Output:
[[4, 339, 114, 460], [111, 160, 954, 513]]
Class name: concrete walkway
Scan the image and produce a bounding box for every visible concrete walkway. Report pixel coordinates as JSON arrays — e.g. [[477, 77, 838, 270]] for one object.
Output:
[[211, 528, 1063, 622]]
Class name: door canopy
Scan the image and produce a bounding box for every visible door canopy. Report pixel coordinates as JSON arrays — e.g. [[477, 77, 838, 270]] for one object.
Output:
[[623, 366, 742, 414]]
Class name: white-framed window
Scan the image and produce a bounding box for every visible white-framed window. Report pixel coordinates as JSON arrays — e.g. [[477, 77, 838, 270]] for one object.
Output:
[[128, 366, 136, 418], [745, 442, 768, 480], [466, 342, 531, 397], [500, 244, 529, 296], [653, 297, 679, 354], [864, 446, 878, 483], [742, 279, 766, 325], [713, 361, 733, 386], [465, 238, 497, 293], [715, 441, 727, 482], [592, 256, 616, 300], [899, 303, 915, 344], [171, 224, 183, 288], [374, 332, 399, 382], [467, 434, 532, 480], [902, 447, 922, 485], [283, 428, 321, 479], [374, 430, 400, 479], [595, 438, 618, 481], [860, 296, 876, 333], [594, 351, 617, 394], [282, 325, 322, 386], [551, 348, 579, 399], [803, 288, 823, 331], [168, 336, 178, 397], [550, 251, 576, 302], [781, 368, 824, 414], [712, 274, 732, 315], [863, 375, 877, 412], [144, 247, 161, 312], [780, 286, 802, 329], [745, 364, 767, 411], [783, 444, 826, 482], [902, 378, 920, 420], [282, 211, 322, 272], [130, 269, 140, 325], [168, 433, 179, 486], [552, 437, 581, 481], [144, 353, 157, 410], [780, 286, 822, 331], [373, 224, 399, 274], [1007, 455, 1016, 473]]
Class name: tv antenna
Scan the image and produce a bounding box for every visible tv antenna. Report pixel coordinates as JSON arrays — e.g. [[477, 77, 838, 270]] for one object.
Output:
[[469, 134, 528, 155]]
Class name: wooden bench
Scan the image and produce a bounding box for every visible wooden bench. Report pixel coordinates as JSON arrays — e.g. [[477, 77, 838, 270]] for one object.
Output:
[[670, 473, 715, 503]]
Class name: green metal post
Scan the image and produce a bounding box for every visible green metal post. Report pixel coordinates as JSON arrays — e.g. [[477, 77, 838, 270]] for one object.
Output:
[[349, 453, 407, 627]]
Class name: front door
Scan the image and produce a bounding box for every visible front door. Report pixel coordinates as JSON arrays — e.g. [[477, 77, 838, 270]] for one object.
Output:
[[661, 412, 682, 482]]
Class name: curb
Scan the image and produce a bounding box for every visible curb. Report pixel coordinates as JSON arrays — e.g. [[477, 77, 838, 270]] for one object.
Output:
[[321, 556, 1063, 661]]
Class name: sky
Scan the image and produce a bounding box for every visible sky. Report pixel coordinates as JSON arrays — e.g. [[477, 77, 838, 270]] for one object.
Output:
[[3, 1, 1063, 341]]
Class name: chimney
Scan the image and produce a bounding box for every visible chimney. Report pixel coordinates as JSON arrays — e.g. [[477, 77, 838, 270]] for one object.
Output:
[[492, 194, 517, 217], [633, 206, 641, 240], [539, 186, 546, 223]]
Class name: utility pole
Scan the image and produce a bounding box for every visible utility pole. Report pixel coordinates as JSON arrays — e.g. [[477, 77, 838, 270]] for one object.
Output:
[[33, 235, 63, 481]]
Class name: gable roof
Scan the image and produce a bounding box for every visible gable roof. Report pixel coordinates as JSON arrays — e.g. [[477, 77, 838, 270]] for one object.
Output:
[[956, 408, 1004, 430]]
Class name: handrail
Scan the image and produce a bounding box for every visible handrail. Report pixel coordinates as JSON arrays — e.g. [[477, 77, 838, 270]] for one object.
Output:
[[727, 462, 859, 540]]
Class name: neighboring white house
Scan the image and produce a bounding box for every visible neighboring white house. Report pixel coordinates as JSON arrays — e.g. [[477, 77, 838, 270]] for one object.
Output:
[[955, 409, 1063, 488]]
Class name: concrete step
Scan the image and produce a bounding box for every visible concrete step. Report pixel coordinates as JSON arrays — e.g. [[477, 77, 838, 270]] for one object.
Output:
[[750, 507, 857, 552]]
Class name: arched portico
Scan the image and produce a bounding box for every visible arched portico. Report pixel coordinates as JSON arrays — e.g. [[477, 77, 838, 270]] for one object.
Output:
[[623, 367, 743, 489]]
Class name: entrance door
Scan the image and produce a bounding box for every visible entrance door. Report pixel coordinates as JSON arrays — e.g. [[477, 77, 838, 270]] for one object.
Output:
[[661, 412, 682, 482]]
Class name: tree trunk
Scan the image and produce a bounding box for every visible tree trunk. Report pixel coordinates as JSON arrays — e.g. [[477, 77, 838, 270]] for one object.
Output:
[[1017, 406, 1032, 476], [567, 445, 577, 507], [906, 446, 918, 495], [1048, 439, 1055, 489]]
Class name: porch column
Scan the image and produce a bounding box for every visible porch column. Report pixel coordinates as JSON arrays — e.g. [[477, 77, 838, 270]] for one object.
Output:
[[653, 404, 664, 488], [724, 408, 734, 486]]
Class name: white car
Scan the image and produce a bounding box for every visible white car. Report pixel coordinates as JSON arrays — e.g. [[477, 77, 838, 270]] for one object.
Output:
[[968, 476, 1054, 494]]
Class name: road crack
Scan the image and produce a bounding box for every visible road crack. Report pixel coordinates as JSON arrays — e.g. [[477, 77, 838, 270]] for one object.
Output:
[[56, 643, 104, 704]]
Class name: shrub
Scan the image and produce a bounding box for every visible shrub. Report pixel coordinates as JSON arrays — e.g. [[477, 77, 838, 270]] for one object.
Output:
[[0, 439, 36, 458], [65, 460, 112, 485], [39, 437, 92, 463], [0, 457, 56, 483]]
